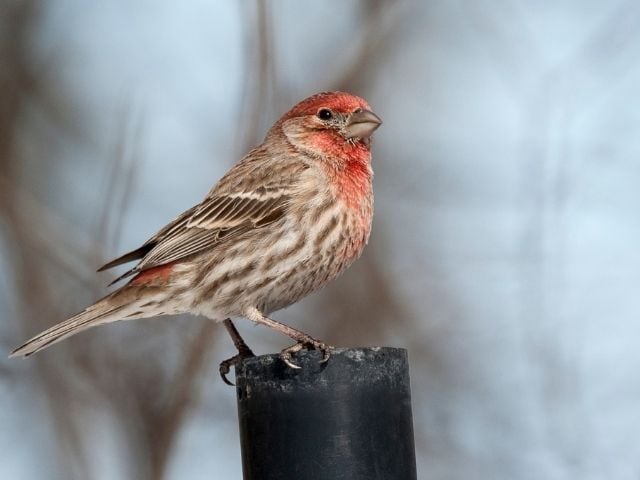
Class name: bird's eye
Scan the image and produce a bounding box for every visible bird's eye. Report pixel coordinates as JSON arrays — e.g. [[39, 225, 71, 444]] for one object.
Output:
[[317, 108, 333, 121]]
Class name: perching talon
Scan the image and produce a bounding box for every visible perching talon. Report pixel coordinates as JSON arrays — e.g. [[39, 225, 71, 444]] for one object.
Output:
[[280, 339, 332, 370], [219, 349, 255, 386]]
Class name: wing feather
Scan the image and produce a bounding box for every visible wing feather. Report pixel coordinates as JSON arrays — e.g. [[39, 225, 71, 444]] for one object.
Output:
[[99, 152, 308, 282], [133, 193, 288, 272]]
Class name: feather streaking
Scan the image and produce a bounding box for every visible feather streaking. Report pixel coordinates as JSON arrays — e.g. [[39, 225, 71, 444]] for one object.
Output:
[[10, 91, 382, 368]]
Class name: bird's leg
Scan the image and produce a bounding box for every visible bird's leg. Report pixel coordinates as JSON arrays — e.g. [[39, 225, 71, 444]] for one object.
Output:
[[219, 318, 255, 386], [244, 307, 332, 369]]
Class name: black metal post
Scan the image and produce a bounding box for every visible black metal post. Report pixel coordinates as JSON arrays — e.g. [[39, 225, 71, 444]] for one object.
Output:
[[235, 347, 417, 480]]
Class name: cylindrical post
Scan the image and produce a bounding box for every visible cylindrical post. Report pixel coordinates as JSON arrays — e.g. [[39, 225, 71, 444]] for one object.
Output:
[[235, 347, 417, 480]]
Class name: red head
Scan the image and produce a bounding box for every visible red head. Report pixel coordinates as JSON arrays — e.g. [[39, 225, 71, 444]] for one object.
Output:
[[269, 92, 380, 215], [272, 91, 382, 163]]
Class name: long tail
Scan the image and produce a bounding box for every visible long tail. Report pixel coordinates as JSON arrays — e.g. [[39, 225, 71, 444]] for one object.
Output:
[[9, 288, 152, 358]]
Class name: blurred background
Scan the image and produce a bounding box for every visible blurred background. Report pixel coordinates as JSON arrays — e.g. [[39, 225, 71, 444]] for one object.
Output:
[[2, 0, 640, 478]]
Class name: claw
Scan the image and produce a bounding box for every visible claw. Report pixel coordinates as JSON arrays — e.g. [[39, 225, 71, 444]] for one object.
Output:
[[320, 347, 331, 364], [219, 348, 255, 386], [282, 354, 303, 370], [219, 356, 237, 386], [279, 338, 333, 369]]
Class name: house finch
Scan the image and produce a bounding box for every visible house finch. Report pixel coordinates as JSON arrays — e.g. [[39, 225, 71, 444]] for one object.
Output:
[[10, 91, 382, 382]]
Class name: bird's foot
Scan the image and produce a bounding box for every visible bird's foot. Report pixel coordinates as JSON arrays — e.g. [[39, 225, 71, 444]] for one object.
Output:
[[219, 346, 255, 386], [280, 337, 332, 370]]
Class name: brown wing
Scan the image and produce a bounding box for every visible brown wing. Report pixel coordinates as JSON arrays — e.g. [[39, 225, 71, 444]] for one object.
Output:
[[97, 205, 199, 272], [99, 150, 307, 284], [133, 192, 289, 271]]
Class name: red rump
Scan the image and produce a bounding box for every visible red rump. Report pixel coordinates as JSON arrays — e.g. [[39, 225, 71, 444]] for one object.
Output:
[[130, 263, 175, 286]]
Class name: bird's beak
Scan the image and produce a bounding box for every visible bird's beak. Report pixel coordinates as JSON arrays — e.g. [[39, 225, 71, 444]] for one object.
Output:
[[344, 109, 382, 140]]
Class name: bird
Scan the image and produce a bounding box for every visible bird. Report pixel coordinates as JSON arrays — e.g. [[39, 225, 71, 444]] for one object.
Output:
[[10, 91, 382, 383]]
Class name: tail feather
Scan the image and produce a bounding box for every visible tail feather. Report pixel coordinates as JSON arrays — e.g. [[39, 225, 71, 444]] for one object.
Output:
[[10, 293, 132, 358]]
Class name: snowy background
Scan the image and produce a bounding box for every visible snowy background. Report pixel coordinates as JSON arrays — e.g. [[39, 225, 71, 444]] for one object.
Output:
[[2, 1, 640, 479]]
